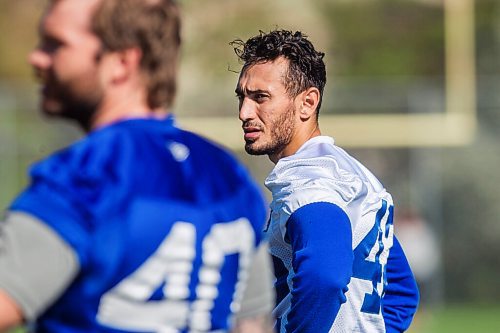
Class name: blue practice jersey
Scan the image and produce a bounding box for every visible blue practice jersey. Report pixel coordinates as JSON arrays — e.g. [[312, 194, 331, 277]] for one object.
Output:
[[265, 136, 419, 333], [10, 117, 267, 332]]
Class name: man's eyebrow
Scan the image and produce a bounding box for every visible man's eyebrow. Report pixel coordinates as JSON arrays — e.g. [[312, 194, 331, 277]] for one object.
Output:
[[235, 87, 269, 96]]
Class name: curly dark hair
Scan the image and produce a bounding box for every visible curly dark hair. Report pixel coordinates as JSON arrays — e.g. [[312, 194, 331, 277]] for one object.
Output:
[[231, 29, 326, 114]]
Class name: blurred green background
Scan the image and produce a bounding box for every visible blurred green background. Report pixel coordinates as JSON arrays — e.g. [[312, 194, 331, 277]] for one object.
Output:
[[1, 0, 500, 332]]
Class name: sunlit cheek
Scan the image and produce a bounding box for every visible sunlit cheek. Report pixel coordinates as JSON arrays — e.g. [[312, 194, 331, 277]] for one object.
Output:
[[260, 108, 277, 128], [79, 69, 104, 98], [52, 53, 82, 82]]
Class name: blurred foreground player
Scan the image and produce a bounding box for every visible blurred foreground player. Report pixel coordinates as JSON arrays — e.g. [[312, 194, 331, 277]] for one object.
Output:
[[0, 0, 273, 331], [233, 29, 419, 332]]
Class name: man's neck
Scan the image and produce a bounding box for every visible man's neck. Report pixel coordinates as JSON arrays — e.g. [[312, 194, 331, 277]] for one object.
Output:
[[86, 89, 167, 132], [269, 126, 321, 164], [89, 106, 167, 131]]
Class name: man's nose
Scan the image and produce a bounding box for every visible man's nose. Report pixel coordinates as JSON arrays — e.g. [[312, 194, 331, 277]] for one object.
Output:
[[239, 97, 256, 122], [28, 47, 51, 72]]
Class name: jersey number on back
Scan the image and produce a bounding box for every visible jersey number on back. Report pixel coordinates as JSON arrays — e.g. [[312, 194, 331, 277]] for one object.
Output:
[[97, 218, 255, 332], [352, 200, 394, 314]]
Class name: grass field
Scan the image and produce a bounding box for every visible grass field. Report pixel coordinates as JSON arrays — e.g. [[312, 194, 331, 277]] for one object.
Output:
[[9, 303, 500, 332], [408, 304, 500, 333]]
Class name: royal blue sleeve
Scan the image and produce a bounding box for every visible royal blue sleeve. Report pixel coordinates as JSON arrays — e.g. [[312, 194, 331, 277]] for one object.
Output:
[[383, 236, 420, 333], [285, 202, 353, 333]]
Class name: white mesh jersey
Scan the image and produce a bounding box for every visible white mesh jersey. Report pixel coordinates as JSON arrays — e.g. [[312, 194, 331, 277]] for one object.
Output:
[[265, 136, 394, 333]]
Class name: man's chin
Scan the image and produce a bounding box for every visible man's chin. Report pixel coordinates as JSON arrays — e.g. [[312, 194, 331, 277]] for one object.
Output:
[[41, 99, 64, 117], [244, 143, 268, 156]]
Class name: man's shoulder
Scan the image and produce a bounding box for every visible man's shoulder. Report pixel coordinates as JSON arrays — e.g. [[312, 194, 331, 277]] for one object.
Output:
[[267, 137, 388, 214], [33, 118, 236, 179], [31, 125, 132, 183]]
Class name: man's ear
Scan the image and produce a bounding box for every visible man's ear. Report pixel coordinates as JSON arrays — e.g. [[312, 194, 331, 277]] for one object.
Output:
[[105, 47, 143, 84], [298, 87, 320, 121]]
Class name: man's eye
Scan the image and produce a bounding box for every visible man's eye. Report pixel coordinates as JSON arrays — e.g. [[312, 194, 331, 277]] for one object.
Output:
[[40, 37, 63, 54]]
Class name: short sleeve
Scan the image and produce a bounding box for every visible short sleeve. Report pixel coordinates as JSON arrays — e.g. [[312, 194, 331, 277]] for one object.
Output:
[[0, 212, 78, 320]]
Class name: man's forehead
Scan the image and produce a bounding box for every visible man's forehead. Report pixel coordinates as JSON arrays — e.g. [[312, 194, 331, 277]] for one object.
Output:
[[237, 59, 288, 91], [43, 0, 100, 32], [46, 0, 101, 20]]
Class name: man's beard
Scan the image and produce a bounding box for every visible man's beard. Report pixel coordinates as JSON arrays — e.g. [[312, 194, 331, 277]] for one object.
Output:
[[245, 104, 295, 156], [41, 75, 102, 131]]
